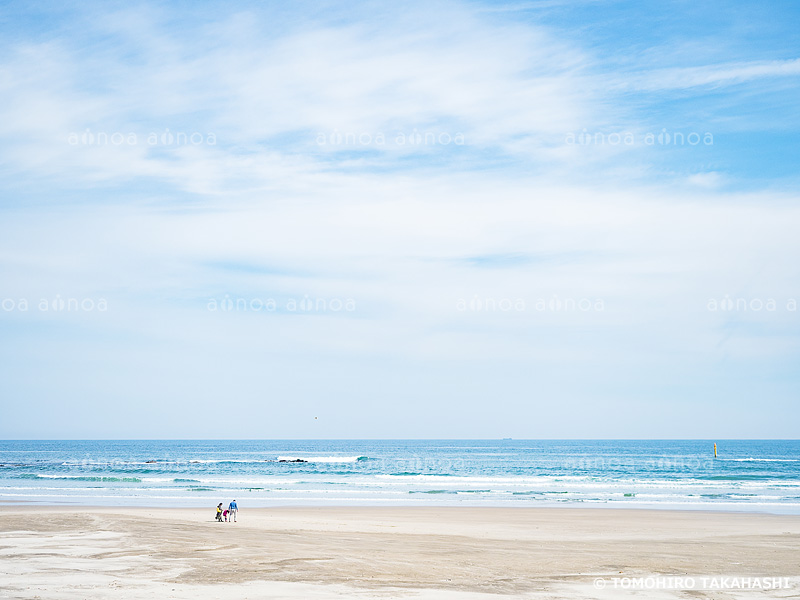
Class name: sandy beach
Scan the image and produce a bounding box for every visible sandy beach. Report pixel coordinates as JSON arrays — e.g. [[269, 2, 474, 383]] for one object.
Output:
[[1, 506, 798, 599]]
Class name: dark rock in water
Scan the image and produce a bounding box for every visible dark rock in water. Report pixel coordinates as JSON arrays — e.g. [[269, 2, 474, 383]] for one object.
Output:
[[278, 459, 307, 463], [145, 460, 157, 463]]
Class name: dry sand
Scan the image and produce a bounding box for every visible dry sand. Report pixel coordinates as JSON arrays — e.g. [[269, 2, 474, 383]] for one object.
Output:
[[1, 506, 798, 599]]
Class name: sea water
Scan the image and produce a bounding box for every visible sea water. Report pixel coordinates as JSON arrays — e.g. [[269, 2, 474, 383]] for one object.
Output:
[[1, 439, 798, 512]]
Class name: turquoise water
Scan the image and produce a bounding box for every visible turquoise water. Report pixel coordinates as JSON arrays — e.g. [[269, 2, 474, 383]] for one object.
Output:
[[1, 440, 798, 512]]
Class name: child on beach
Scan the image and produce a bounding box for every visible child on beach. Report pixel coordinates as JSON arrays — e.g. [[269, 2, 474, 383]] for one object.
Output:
[[215, 503, 223, 522], [223, 508, 229, 522]]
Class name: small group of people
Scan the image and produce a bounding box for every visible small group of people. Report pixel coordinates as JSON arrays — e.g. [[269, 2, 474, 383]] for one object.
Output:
[[215, 499, 238, 522]]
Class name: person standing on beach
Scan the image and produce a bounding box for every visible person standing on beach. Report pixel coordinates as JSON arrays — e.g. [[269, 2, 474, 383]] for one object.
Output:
[[215, 503, 223, 522], [228, 499, 238, 522]]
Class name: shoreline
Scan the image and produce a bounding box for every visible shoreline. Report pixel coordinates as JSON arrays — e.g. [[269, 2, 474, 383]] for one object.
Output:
[[2, 505, 799, 599], [3, 499, 800, 515], [1, 500, 798, 513]]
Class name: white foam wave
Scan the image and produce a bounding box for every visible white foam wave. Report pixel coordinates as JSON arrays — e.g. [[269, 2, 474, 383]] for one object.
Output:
[[277, 456, 365, 463], [721, 458, 799, 462]]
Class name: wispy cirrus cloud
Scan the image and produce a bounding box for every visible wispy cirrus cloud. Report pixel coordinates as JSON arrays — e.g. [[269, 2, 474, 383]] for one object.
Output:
[[0, 3, 600, 193], [620, 58, 800, 91]]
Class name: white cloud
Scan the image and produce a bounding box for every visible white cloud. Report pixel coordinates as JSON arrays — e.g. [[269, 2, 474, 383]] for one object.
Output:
[[1, 0, 798, 436], [618, 58, 800, 91], [0, 2, 602, 194], [687, 171, 724, 188]]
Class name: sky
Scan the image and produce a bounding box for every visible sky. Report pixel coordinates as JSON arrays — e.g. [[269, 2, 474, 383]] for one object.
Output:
[[0, 0, 798, 439]]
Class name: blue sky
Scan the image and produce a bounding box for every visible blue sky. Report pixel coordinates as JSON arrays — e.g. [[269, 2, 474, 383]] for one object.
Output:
[[0, 0, 799, 439]]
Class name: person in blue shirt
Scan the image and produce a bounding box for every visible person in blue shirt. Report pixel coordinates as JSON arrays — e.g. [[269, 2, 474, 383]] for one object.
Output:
[[228, 499, 238, 523]]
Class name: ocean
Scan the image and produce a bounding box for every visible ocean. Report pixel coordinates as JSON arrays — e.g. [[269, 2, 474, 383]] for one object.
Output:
[[1, 440, 798, 513]]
